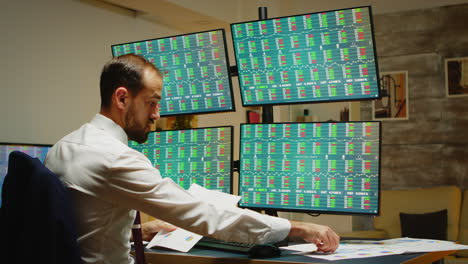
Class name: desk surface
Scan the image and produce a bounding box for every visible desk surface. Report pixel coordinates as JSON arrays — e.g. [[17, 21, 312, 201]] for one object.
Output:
[[141, 246, 456, 264]]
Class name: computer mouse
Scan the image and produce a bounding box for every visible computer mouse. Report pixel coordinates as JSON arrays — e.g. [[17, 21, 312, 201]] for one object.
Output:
[[247, 244, 281, 259]]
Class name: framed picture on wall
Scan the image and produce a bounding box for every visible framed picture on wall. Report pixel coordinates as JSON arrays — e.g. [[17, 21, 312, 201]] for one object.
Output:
[[373, 71, 409, 120], [445, 57, 468, 97], [246, 110, 261, 123], [155, 115, 198, 131]]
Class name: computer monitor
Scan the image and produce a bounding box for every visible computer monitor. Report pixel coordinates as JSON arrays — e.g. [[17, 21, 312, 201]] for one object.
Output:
[[0, 143, 52, 207], [112, 29, 235, 117], [238, 122, 381, 215], [129, 126, 234, 194], [231, 6, 381, 107]]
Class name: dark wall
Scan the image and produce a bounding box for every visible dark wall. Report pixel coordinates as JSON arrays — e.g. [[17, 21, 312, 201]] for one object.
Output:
[[360, 4, 468, 190]]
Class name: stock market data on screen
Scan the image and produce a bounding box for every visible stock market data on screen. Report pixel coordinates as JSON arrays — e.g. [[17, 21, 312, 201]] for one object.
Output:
[[129, 127, 233, 193], [0, 143, 51, 206], [231, 6, 380, 106], [239, 122, 381, 215], [112, 29, 235, 117]]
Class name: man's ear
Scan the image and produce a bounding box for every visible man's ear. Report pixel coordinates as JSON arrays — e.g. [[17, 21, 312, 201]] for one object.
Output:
[[114, 87, 130, 110]]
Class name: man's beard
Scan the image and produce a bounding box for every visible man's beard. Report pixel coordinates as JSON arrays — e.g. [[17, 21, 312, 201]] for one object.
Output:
[[124, 104, 151, 144]]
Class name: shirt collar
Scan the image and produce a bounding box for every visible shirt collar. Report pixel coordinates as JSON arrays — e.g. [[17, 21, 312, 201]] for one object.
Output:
[[89, 114, 129, 145]]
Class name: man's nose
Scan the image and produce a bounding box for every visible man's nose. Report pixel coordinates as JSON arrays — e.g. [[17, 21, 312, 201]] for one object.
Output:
[[151, 109, 160, 121], [150, 105, 161, 120]]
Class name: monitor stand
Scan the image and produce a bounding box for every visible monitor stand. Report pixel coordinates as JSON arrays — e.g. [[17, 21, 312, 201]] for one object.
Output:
[[264, 209, 278, 217]]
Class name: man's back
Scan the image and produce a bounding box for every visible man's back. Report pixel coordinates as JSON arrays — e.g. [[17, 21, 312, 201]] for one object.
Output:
[[45, 115, 138, 264]]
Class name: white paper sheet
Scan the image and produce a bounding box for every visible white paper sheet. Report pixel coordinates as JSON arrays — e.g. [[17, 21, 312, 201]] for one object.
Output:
[[381, 237, 468, 253], [281, 237, 468, 261], [146, 229, 202, 252], [187, 183, 241, 208]]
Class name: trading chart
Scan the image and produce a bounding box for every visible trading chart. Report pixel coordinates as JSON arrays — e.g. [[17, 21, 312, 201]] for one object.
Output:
[[239, 122, 380, 215], [112, 30, 234, 116], [130, 127, 233, 193], [231, 7, 380, 106]]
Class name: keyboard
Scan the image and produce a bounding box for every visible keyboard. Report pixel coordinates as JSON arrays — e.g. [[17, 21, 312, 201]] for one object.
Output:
[[195, 237, 253, 253], [195, 237, 285, 258]]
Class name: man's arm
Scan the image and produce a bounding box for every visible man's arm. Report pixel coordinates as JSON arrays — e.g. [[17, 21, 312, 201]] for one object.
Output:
[[137, 218, 340, 253], [288, 221, 340, 252]]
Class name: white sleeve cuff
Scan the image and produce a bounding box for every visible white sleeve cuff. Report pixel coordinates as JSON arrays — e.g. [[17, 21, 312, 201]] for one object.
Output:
[[258, 214, 291, 244]]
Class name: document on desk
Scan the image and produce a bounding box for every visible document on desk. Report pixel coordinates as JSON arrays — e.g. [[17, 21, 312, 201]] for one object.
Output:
[[281, 243, 404, 261], [146, 184, 241, 252], [379, 237, 468, 253], [281, 238, 468, 261], [146, 228, 202, 252]]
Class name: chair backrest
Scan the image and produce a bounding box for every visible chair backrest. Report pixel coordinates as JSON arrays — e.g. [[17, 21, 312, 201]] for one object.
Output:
[[0, 151, 81, 264]]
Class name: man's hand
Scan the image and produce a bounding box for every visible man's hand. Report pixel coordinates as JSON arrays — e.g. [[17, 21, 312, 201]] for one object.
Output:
[[141, 219, 177, 241], [288, 221, 340, 253]]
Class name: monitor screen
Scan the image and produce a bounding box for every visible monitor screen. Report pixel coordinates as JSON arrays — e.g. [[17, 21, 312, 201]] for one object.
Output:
[[129, 126, 234, 193], [112, 29, 235, 117], [0, 143, 52, 207], [231, 6, 380, 106], [238, 122, 381, 215]]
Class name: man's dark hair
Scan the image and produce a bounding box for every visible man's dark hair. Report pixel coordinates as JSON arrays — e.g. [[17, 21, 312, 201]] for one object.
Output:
[[99, 54, 160, 109]]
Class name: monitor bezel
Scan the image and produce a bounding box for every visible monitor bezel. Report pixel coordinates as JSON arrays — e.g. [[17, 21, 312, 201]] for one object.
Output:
[[0, 142, 54, 207], [237, 121, 381, 216], [111, 29, 236, 117], [230, 5, 382, 107], [0, 142, 53, 148], [135, 126, 235, 195], [0, 142, 53, 163]]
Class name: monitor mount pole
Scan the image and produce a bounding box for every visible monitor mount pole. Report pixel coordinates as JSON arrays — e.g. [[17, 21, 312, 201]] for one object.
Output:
[[259, 7, 274, 125], [259, 7, 278, 217]]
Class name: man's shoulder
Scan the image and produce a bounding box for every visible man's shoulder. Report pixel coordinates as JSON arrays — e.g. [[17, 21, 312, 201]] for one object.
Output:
[[54, 122, 130, 157]]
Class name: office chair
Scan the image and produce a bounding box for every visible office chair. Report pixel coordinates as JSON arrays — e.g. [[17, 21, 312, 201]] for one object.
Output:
[[0, 151, 82, 264]]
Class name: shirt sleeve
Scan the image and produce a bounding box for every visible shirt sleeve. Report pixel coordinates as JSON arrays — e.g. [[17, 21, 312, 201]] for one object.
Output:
[[102, 148, 291, 244]]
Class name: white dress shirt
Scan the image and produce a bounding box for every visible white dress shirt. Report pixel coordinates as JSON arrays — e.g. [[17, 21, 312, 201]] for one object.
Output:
[[44, 114, 290, 264]]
